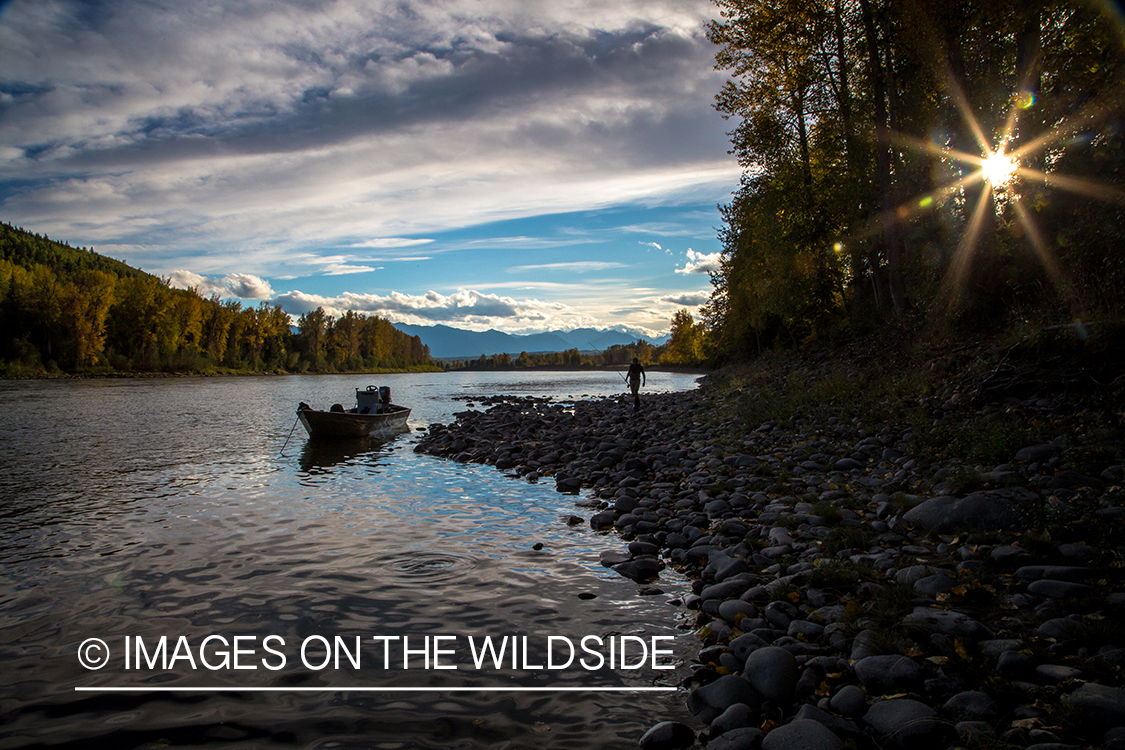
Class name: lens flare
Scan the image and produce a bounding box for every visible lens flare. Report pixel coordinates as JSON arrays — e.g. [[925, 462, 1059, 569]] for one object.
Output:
[[982, 151, 1018, 187]]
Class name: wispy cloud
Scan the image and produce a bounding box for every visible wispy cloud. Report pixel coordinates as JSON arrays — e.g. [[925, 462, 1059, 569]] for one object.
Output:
[[507, 261, 626, 273], [0, 0, 735, 334], [347, 238, 435, 249]]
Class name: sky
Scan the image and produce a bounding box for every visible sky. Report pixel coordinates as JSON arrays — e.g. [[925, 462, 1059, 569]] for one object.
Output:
[[0, 0, 741, 337]]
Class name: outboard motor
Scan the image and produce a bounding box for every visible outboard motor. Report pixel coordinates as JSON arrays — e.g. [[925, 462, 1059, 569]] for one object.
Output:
[[379, 386, 391, 407], [356, 385, 383, 414]]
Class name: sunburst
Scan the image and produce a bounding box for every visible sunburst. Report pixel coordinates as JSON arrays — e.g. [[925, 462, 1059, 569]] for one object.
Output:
[[868, 67, 1125, 314]]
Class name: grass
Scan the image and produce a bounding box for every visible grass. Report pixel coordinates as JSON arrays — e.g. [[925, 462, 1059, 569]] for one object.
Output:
[[821, 526, 873, 556], [806, 559, 876, 593], [813, 500, 843, 526], [909, 410, 1047, 467]]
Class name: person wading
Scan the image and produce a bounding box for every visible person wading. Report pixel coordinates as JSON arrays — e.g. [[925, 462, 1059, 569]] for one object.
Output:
[[626, 357, 646, 409]]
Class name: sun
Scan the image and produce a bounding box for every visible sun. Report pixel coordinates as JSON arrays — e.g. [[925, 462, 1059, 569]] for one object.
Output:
[[981, 150, 1018, 188]]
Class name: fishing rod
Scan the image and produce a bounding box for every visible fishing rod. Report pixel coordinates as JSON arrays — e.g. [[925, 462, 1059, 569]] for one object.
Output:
[[279, 413, 301, 457], [588, 340, 630, 386]]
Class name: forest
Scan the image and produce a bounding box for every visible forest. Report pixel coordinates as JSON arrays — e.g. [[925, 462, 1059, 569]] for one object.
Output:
[[0, 222, 435, 376], [702, 0, 1124, 359]]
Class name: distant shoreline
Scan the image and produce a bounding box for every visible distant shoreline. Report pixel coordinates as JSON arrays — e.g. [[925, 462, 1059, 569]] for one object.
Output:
[[0, 363, 707, 381], [0, 365, 445, 381]]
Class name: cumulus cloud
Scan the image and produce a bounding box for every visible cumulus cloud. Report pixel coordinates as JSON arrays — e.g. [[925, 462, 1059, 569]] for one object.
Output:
[[662, 290, 711, 306], [274, 288, 577, 328], [169, 270, 275, 299], [676, 249, 722, 275]]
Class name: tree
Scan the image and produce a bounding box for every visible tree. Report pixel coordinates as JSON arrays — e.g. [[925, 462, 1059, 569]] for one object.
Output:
[[65, 269, 117, 368]]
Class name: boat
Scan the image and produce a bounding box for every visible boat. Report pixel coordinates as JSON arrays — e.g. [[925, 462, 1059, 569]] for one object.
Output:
[[297, 385, 411, 440]]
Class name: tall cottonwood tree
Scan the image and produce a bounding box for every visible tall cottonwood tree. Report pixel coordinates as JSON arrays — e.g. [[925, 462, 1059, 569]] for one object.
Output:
[[706, 0, 1125, 358]]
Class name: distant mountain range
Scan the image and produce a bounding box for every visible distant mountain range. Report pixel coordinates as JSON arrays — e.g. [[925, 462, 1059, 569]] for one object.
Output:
[[392, 323, 668, 359]]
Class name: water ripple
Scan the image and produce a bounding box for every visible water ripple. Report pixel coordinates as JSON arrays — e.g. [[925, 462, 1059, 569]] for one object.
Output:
[[0, 372, 702, 748]]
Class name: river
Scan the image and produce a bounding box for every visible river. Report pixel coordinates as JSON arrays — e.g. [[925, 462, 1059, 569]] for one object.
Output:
[[0, 370, 702, 749]]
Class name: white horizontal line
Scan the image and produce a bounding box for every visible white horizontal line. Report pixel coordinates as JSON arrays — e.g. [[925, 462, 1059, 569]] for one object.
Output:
[[75, 686, 677, 693]]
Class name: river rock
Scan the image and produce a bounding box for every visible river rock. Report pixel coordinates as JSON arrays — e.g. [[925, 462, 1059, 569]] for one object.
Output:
[[639, 721, 696, 750], [1062, 683, 1125, 729], [705, 727, 763, 750], [863, 698, 942, 746], [913, 573, 955, 596], [761, 719, 844, 750], [612, 556, 663, 582], [710, 702, 758, 736], [956, 721, 994, 744], [829, 684, 867, 717], [996, 650, 1035, 679], [1015, 444, 1060, 463], [1027, 579, 1093, 598], [744, 646, 798, 702], [943, 691, 998, 721], [792, 704, 859, 736], [902, 606, 994, 639], [689, 675, 760, 725], [854, 655, 924, 695], [902, 493, 1017, 531]]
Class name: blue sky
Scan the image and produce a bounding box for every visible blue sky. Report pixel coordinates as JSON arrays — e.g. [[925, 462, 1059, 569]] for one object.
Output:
[[0, 0, 740, 336]]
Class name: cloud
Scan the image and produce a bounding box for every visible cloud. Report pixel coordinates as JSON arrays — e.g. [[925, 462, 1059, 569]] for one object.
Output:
[[273, 288, 576, 328], [675, 249, 721, 275], [321, 263, 380, 275], [346, 238, 435, 249], [169, 270, 274, 299], [0, 0, 737, 278], [507, 261, 625, 273], [662, 290, 711, 306]]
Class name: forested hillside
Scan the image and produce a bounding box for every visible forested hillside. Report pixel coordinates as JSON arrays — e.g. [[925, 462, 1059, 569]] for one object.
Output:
[[704, 0, 1124, 359], [0, 222, 434, 375]]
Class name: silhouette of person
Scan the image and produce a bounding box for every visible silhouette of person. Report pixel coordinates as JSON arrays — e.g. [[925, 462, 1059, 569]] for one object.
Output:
[[626, 357, 646, 409]]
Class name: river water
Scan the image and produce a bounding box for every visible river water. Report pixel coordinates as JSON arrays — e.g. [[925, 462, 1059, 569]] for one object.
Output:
[[0, 370, 702, 749]]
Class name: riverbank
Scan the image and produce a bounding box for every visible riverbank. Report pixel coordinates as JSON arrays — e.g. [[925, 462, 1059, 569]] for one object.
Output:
[[415, 326, 1125, 749], [0, 363, 445, 379]]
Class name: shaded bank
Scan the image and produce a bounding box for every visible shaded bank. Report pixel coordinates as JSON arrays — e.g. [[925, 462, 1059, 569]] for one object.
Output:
[[416, 333, 1124, 748]]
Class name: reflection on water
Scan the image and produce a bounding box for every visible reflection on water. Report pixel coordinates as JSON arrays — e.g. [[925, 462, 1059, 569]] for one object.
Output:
[[0, 371, 701, 749], [297, 435, 400, 475]]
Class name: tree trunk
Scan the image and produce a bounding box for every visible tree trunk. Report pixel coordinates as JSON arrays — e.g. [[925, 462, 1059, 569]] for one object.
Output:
[[860, 0, 906, 314]]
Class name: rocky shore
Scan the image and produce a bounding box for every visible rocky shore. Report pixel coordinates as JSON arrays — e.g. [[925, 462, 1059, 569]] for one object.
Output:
[[413, 344, 1124, 750]]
